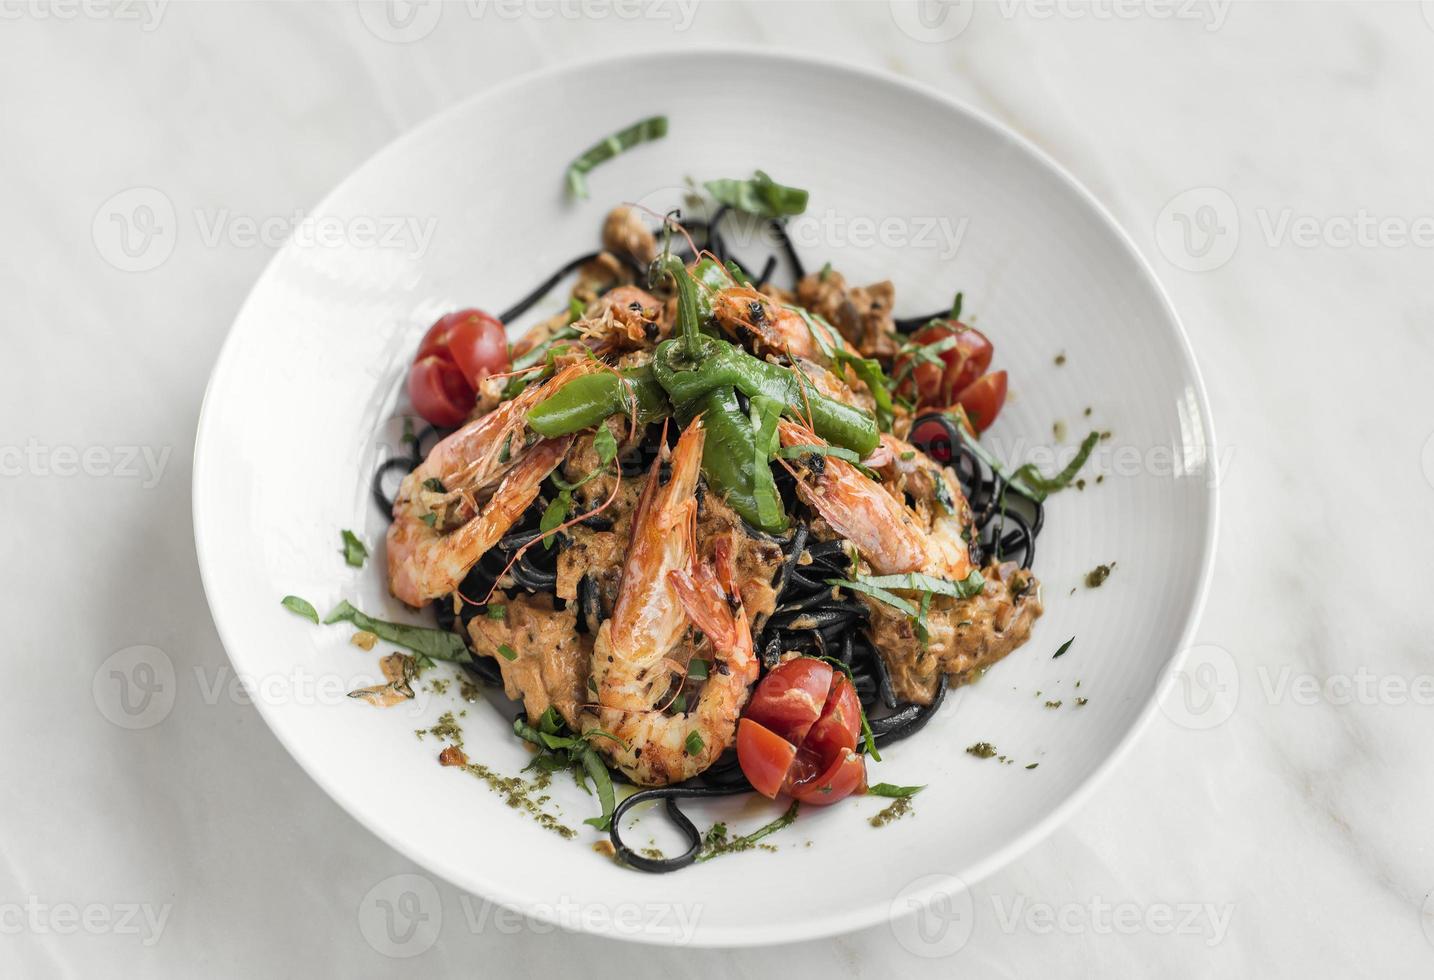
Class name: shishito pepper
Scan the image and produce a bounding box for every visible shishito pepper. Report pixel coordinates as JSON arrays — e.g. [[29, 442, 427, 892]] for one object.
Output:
[[674, 386, 787, 533], [526, 365, 668, 437], [649, 336, 879, 457]]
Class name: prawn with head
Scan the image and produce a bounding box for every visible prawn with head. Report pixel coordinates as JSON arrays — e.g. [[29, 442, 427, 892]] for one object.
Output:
[[584, 416, 759, 786], [385, 361, 605, 607]]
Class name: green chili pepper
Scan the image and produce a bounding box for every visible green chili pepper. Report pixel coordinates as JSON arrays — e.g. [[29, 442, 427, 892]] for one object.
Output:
[[677, 386, 787, 533], [651, 254, 705, 364], [650, 337, 879, 457], [526, 365, 669, 437]]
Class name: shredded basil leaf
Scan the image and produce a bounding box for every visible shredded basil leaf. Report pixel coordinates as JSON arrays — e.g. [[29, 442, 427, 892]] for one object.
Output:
[[697, 801, 800, 862], [703, 170, 809, 219], [280, 595, 319, 624], [539, 491, 572, 549], [580, 747, 616, 830], [340, 530, 368, 568], [1010, 431, 1101, 500], [867, 782, 925, 798], [322, 600, 471, 662], [959, 423, 1099, 502], [833, 350, 895, 432], [564, 115, 668, 198], [858, 570, 986, 600], [592, 425, 618, 467], [748, 394, 786, 531]]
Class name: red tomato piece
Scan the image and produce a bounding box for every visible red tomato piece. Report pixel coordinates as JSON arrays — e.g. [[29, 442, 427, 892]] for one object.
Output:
[[894, 322, 954, 407], [804, 673, 862, 761], [408, 355, 475, 428], [788, 747, 866, 806], [942, 326, 994, 403], [736, 718, 798, 799], [443, 310, 509, 389], [954, 370, 1007, 433], [742, 658, 834, 745], [895, 322, 995, 409]]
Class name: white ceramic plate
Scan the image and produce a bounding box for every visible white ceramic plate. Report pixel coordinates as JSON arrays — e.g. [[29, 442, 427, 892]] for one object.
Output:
[[194, 49, 1216, 947]]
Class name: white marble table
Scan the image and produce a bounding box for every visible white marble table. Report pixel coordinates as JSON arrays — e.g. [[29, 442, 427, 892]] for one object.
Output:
[[4, 1, 1432, 975]]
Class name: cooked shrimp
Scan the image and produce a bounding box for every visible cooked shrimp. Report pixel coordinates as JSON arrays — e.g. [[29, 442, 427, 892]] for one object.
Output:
[[711, 285, 821, 361], [386, 362, 597, 607], [584, 418, 758, 785], [776, 418, 927, 575], [871, 433, 975, 581]]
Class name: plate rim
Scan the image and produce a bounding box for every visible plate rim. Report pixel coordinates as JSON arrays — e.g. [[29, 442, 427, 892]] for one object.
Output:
[[192, 45, 1220, 948]]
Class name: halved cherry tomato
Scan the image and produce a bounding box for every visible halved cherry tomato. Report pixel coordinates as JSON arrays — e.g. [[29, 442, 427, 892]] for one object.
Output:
[[736, 719, 798, 799], [738, 657, 870, 804], [895, 322, 953, 406], [788, 747, 866, 806], [742, 658, 833, 746], [942, 326, 994, 403], [444, 310, 509, 389], [804, 673, 861, 761], [954, 370, 1007, 433], [895, 322, 994, 408], [408, 355, 475, 428]]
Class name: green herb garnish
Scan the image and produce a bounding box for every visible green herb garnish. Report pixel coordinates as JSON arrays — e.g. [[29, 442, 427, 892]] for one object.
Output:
[[1053, 636, 1074, 659], [959, 425, 1100, 502], [703, 170, 809, 219], [867, 782, 925, 798], [340, 530, 368, 568], [684, 731, 705, 756], [832, 350, 895, 432], [322, 600, 470, 662], [280, 595, 319, 624], [857, 570, 986, 600], [496, 644, 518, 662], [696, 801, 800, 862], [687, 659, 709, 680], [564, 115, 668, 198]]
